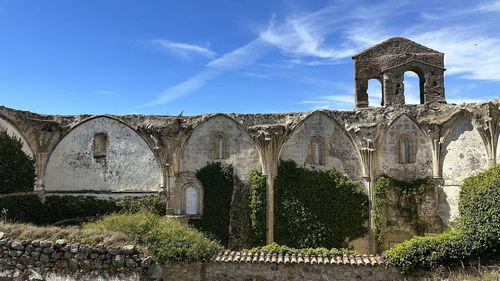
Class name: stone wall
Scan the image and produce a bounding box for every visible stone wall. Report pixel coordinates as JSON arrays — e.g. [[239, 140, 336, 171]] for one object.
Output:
[[44, 116, 162, 193], [280, 111, 362, 182], [0, 233, 161, 281], [162, 262, 406, 281]]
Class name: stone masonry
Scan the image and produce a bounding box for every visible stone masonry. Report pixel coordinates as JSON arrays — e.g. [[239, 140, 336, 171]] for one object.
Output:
[[0, 37, 499, 254]]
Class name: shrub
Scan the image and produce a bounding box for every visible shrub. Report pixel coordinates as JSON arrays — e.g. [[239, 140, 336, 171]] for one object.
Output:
[[385, 230, 472, 273], [0, 194, 165, 225], [386, 165, 500, 273], [459, 166, 500, 256], [190, 162, 234, 246], [248, 242, 355, 256], [274, 160, 369, 249], [0, 131, 36, 194], [85, 212, 223, 263], [0, 194, 46, 223], [117, 195, 166, 216], [249, 170, 266, 246]]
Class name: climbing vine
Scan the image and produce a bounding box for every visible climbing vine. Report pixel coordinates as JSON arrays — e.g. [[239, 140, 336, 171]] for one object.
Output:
[[249, 170, 266, 246], [373, 175, 434, 250], [273, 160, 369, 249], [190, 162, 234, 247], [0, 131, 36, 194]]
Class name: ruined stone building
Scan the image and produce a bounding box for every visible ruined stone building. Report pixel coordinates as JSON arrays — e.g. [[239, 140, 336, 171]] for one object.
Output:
[[1, 37, 499, 253]]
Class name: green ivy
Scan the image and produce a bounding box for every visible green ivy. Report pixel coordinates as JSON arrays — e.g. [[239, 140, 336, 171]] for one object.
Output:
[[274, 160, 369, 249], [190, 162, 234, 247], [373, 175, 434, 250], [248, 242, 355, 256], [0, 131, 36, 194], [117, 195, 166, 216], [249, 170, 266, 246]]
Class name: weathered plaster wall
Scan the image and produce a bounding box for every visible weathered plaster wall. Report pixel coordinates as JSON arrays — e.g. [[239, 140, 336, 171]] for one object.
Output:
[[0, 116, 34, 157], [440, 115, 489, 223], [280, 112, 362, 181], [45, 117, 161, 192], [377, 114, 433, 179], [180, 115, 260, 179]]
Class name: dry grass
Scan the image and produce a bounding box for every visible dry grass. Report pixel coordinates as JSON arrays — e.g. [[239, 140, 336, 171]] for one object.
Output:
[[425, 265, 500, 281], [0, 221, 136, 247]]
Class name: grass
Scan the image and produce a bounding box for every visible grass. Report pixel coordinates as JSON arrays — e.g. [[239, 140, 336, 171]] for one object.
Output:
[[426, 265, 500, 281], [0, 221, 134, 247], [84, 212, 223, 263]]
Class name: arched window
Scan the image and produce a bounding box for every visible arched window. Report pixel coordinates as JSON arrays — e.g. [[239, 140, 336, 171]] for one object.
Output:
[[185, 185, 199, 215], [309, 136, 325, 165], [398, 136, 415, 164], [367, 78, 383, 107], [214, 133, 226, 160], [403, 70, 423, 105], [93, 132, 108, 158]]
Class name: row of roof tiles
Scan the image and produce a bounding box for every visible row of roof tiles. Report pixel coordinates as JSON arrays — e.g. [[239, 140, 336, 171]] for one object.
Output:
[[213, 252, 386, 266]]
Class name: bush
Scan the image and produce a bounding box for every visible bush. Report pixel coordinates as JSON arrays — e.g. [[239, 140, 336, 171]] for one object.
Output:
[[249, 170, 266, 246], [248, 242, 355, 256], [190, 162, 234, 246], [386, 165, 500, 273], [85, 212, 223, 263], [0, 194, 165, 225], [117, 195, 166, 216], [0, 131, 36, 194], [0, 194, 45, 223], [459, 166, 500, 256], [274, 160, 369, 249], [385, 230, 472, 273]]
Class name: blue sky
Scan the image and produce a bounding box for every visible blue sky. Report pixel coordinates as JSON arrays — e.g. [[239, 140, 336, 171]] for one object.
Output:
[[0, 0, 499, 115]]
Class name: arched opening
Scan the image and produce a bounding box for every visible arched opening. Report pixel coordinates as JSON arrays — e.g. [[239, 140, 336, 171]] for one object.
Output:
[[92, 132, 108, 158], [308, 136, 326, 166], [403, 70, 424, 104], [185, 185, 199, 215], [214, 133, 225, 160], [397, 135, 415, 164], [367, 78, 383, 106]]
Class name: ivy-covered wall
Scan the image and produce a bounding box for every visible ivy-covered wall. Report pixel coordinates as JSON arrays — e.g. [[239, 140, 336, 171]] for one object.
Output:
[[0, 131, 35, 194], [273, 160, 369, 249], [190, 162, 234, 247], [249, 170, 266, 246], [373, 176, 442, 251]]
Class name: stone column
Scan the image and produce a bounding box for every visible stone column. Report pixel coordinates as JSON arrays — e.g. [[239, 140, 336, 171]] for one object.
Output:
[[252, 126, 286, 244], [35, 152, 48, 192], [432, 139, 442, 178]]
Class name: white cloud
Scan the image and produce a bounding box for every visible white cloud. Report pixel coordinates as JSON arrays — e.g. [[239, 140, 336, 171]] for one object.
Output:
[[478, 0, 500, 12], [149, 39, 216, 59], [145, 39, 270, 106]]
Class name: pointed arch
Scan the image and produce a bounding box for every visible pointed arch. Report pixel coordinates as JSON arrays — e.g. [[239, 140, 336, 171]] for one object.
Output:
[[180, 114, 261, 179], [45, 116, 161, 192], [441, 112, 489, 185], [377, 114, 433, 179], [280, 111, 362, 180], [0, 115, 35, 158]]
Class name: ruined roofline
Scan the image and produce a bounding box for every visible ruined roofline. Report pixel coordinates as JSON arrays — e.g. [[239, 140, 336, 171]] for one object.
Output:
[[352, 36, 443, 59]]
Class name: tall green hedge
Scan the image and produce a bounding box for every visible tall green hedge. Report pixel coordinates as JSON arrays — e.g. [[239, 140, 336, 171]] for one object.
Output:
[[0, 194, 165, 225], [249, 170, 266, 246], [0, 131, 36, 194], [274, 160, 369, 248], [459, 165, 500, 256], [190, 162, 234, 246], [386, 165, 500, 273]]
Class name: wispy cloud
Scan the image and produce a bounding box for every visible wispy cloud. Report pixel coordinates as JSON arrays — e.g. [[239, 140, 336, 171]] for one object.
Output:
[[145, 39, 270, 106], [478, 0, 500, 12], [149, 39, 216, 59], [94, 90, 118, 96], [147, 0, 500, 108]]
